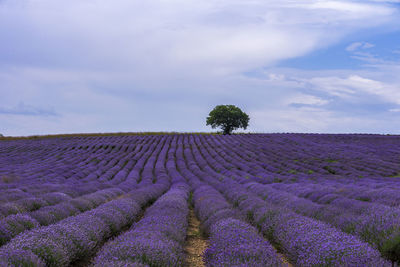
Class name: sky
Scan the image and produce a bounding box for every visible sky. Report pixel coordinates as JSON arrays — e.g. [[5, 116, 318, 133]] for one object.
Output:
[[1, 0, 400, 136]]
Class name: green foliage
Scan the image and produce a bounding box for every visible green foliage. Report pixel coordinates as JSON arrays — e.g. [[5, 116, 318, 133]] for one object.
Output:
[[325, 159, 338, 163], [355, 196, 371, 202], [381, 235, 400, 265], [206, 105, 249, 135], [246, 210, 254, 221], [323, 166, 337, 175], [188, 191, 193, 207]]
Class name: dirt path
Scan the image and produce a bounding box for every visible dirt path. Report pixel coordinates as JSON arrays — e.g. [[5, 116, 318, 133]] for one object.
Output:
[[184, 207, 208, 267], [278, 252, 294, 267]]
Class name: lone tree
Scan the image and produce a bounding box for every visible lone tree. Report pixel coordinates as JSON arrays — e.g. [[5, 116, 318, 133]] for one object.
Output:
[[206, 105, 249, 135]]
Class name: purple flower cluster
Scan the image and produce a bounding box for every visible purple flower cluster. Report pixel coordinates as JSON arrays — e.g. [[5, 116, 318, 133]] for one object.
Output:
[[92, 182, 189, 266], [247, 181, 400, 263], [0, 183, 167, 266], [205, 218, 283, 267], [2, 133, 400, 265], [216, 180, 390, 266], [191, 184, 282, 266], [179, 135, 390, 266], [0, 197, 47, 216], [0, 249, 45, 266], [0, 187, 125, 246], [0, 214, 39, 246]]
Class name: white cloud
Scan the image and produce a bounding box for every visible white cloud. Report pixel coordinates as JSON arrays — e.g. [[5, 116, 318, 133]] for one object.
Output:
[[0, 0, 397, 75], [305, 74, 400, 105], [249, 106, 387, 133], [0, 1, 399, 135], [2, 62, 400, 135], [362, 43, 376, 49], [285, 94, 329, 106], [305, 76, 357, 98], [346, 42, 375, 52], [307, 1, 388, 15], [241, 58, 400, 133], [346, 42, 363, 51]]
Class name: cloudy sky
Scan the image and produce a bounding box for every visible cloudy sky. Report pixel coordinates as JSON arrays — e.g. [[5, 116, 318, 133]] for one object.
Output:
[[1, 0, 400, 136]]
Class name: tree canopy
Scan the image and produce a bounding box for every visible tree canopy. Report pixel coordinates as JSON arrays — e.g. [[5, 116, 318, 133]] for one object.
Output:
[[206, 105, 249, 135]]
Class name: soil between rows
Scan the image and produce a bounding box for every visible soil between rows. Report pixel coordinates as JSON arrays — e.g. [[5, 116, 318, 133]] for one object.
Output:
[[184, 207, 208, 267]]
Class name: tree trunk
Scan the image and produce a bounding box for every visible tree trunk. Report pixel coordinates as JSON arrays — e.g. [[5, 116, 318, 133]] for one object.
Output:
[[223, 126, 231, 135]]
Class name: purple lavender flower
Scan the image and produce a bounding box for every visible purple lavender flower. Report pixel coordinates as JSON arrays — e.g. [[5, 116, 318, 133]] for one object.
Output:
[[92, 183, 188, 267], [204, 218, 283, 267], [0, 248, 45, 267]]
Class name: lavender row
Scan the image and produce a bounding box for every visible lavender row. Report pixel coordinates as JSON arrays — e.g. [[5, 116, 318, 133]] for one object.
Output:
[[0, 181, 169, 266], [272, 181, 400, 207], [207, 134, 400, 179], [212, 178, 390, 266], [0, 187, 124, 246], [198, 134, 400, 263], [246, 181, 400, 264], [2, 133, 400, 266], [176, 140, 285, 266], [0, 147, 143, 208], [190, 183, 283, 267], [0, 135, 150, 189], [174, 135, 284, 266], [195, 136, 399, 241], [196, 134, 400, 264], [183, 136, 390, 266], [199, 135, 400, 217], [0, 182, 111, 218], [96, 137, 161, 184], [92, 182, 189, 266], [0, 135, 162, 212], [218, 135, 400, 205]]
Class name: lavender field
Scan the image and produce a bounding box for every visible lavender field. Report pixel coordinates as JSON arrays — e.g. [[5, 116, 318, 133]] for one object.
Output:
[[1, 133, 400, 266]]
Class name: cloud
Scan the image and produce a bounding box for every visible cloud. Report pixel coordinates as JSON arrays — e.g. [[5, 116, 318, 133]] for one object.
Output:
[[346, 42, 375, 52], [0, 103, 58, 116], [2, 62, 400, 135], [240, 52, 400, 133], [0, 1, 399, 135], [249, 105, 390, 133], [0, 0, 398, 75], [345, 41, 379, 64], [286, 94, 329, 107], [305, 74, 400, 105], [249, 98, 399, 135]]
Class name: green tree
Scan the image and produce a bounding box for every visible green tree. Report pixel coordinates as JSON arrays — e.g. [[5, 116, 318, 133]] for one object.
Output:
[[206, 105, 249, 135]]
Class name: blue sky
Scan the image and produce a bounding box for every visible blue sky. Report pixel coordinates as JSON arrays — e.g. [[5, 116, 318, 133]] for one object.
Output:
[[1, 0, 400, 136]]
